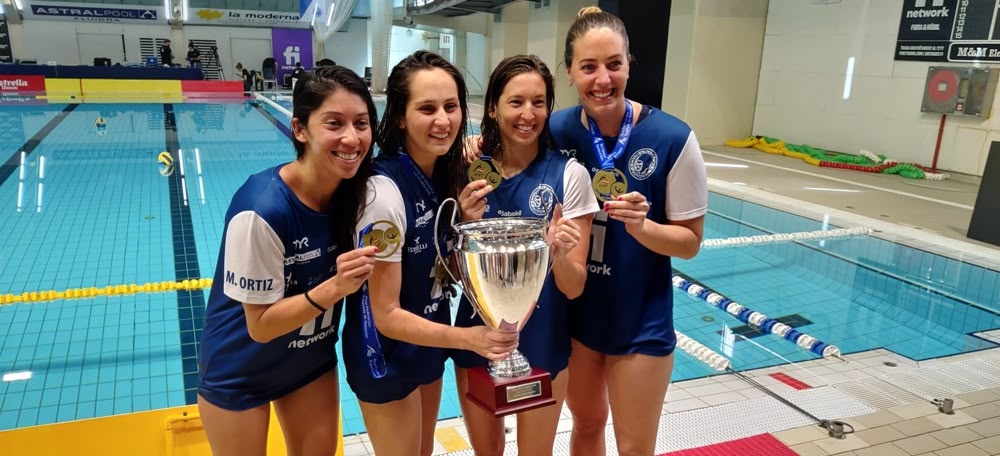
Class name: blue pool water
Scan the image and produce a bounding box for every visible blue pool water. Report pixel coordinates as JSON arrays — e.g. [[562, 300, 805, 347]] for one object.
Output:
[[0, 101, 998, 434]]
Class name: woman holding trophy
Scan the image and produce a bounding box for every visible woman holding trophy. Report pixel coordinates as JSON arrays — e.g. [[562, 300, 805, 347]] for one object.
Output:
[[552, 7, 709, 456], [451, 54, 599, 455], [341, 51, 519, 456]]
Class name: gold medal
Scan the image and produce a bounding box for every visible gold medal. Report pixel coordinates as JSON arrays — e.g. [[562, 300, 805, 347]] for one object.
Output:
[[468, 157, 503, 190], [362, 220, 402, 258], [592, 168, 628, 202]]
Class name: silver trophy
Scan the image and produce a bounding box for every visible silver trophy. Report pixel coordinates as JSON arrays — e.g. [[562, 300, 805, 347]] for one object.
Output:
[[435, 206, 556, 415]]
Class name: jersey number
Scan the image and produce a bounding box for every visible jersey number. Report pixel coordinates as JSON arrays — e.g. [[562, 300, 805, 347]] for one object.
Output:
[[589, 211, 608, 263], [298, 306, 336, 336]]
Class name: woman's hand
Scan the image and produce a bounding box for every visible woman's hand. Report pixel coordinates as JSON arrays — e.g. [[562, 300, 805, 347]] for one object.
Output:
[[462, 326, 519, 361], [604, 192, 650, 237], [458, 180, 493, 221], [330, 246, 379, 296], [547, 204, 582, 259], [462, 135, 484, 165]]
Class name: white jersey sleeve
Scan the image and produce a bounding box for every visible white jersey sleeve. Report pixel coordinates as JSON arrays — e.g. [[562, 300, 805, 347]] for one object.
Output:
[[223, 211, 286, 305], [666, 131, 708, 221], [356, 175, 408, 263], [561, 158, 601, 220]]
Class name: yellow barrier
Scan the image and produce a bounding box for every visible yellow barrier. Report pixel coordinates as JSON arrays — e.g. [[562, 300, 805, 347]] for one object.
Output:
[[0, 405, 344, 456], [43, 78, 82, 102], [81, 79, 183, 100]]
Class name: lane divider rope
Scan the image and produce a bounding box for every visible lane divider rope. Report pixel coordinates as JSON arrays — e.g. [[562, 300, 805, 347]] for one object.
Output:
[[702, 227, 872, 249], [1, 279, 214, 305]]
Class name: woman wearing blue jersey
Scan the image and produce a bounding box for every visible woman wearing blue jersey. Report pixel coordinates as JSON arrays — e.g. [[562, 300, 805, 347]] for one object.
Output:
[[197, 66, 379, 456], [452, 54, 599, 455], [342, 51, 519, 456], [552, 7, 708, 456]]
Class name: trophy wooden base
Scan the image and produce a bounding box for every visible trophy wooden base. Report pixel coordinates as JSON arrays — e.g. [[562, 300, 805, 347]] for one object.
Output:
[[465, 366, 555, 417]]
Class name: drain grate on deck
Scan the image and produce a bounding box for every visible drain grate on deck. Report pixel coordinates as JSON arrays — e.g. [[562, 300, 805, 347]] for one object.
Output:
[[834, 377, 926, 409], [774, 386, 877, 419], [939, 360, 1000, 390]]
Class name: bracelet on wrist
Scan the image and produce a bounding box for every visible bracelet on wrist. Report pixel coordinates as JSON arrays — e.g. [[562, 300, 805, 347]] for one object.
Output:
[[303, 290, 327, 312]]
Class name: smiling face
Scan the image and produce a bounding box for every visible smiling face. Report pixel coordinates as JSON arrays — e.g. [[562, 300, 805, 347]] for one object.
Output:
[[492, 72, 548, 153], [292, 87, 373, 182], [567, 26, 630, 120], [400, 68, 463, 163]]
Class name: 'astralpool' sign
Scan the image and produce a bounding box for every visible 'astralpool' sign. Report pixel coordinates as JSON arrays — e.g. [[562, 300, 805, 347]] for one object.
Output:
[[23, 2, 165, 24]]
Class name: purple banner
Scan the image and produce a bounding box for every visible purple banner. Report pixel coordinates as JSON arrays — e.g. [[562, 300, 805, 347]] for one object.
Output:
[[271, 28, 313, 84]]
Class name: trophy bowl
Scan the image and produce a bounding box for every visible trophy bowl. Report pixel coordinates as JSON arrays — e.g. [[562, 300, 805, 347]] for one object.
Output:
[[452, 217, 556, 416]]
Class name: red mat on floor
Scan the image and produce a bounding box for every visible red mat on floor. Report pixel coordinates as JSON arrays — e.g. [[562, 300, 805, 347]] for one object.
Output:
[[657, 433, 798, 456]]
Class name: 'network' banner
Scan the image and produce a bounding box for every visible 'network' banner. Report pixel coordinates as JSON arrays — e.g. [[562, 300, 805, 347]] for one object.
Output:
[[23, 1, 165, 24], [895, 0, 1000, 62], [186, 8, 310, 28], [271, 28, 313, 83]]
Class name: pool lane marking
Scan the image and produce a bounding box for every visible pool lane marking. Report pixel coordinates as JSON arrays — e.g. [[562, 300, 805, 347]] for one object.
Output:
[[252, 102, 294, 139], [0, 104, 78, 186], [163, 104, 206, 405]]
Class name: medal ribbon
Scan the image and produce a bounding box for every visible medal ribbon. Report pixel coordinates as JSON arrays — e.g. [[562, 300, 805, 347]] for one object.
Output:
[[401, 149, 454, 277], [399, 150, 439, 207], [586, 101, 633, 169], [357, 222, 388, 379]]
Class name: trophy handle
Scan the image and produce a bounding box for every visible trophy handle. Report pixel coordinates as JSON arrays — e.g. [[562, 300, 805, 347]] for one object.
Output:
[[542, 189, 562, 277], [433, 197, 462, 287]]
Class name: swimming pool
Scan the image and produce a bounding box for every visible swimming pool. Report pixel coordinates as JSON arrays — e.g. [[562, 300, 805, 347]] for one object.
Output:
[[0, 101, 997, 435]]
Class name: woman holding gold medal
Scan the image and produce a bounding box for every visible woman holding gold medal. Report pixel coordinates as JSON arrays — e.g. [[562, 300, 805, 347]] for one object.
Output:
[[551, 7, 709, 456], [197, 66, 379, 456], [341, 51, 519, 456], [451, 55, 599, 455]]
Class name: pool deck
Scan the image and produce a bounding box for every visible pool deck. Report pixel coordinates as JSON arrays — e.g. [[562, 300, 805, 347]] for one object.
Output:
[[343, 142, 1000, 455]]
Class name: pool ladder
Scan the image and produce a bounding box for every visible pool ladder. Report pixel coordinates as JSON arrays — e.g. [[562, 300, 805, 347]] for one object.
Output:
[[164, 411, 204, 455]]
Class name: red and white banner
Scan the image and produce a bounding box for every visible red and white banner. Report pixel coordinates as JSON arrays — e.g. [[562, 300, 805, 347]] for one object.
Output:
[[0, 75, 47, 95]]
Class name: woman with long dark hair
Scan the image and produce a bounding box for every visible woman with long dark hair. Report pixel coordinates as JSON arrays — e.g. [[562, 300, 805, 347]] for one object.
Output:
[[451, 54, 599, 455], [198, 66, 379, 456], [341, 50, 518, 456]]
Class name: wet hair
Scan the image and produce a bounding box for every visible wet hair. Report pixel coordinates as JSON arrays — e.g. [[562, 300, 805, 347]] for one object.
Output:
[[480, 54, 556, 162], [291, 65, 378, 251], [563, 6, 632, 69], [376, 50, 469, 201]]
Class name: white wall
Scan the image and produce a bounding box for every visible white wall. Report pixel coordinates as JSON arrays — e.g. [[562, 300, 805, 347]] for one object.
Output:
[[756, 0, 993, 176], [387, 25, 434, 69], [464, 32, 487, 97], [183, 26, 274, 81], [323, 18, 370, 77], [664, 0, 768, 146], [14, 21, 171, 65]]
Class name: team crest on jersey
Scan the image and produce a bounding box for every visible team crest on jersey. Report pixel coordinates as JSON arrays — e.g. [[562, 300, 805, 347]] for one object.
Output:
[[629, 148, 657, 180], [529, 184, 557, 216]]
